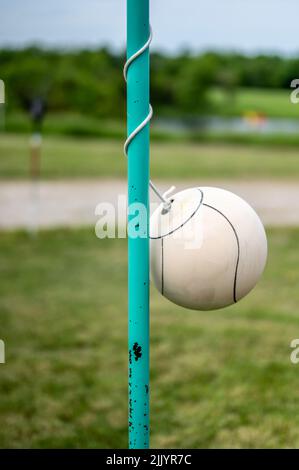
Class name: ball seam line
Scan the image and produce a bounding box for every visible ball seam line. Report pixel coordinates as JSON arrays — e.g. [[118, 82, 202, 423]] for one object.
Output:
[[202, 203, 240, 304]]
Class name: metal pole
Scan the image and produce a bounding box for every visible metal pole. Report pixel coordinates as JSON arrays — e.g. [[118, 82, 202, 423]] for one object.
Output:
[[127, 0, 150, 449]]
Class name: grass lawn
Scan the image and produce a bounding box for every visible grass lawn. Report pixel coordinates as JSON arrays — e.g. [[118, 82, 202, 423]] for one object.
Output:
[[0, 227, 299, 448], [209, 87, 298, 119], [1, 133, 299, 180]]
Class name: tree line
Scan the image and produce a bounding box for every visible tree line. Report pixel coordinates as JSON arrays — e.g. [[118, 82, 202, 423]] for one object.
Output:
[[0, 47, 298, 117]]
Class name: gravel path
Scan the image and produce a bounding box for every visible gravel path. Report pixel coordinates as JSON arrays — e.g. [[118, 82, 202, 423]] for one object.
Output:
[[0, 179, 298, 229]]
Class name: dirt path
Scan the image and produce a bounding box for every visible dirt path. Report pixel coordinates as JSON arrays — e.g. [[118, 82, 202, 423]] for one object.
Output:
[[0, 179, 298, 229]]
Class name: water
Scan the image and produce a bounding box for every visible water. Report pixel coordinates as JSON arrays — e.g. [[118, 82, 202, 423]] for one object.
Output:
[[154, 116, 299, 135]]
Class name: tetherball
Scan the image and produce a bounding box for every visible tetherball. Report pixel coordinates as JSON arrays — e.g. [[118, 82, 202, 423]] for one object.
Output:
[[150, 187, 267, 311]]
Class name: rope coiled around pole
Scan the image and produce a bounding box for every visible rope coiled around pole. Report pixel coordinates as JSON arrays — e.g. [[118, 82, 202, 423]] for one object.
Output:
[[124, 27, 173, 212]]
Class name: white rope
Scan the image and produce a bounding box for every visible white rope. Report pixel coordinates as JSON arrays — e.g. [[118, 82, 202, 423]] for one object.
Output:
[[124, 26, 172, 212], [123, 27, 153, 83], [123, 104, 153, 157]]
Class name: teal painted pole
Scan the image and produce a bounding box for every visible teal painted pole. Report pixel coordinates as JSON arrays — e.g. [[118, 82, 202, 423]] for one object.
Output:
[[127, 0, 150, 449]]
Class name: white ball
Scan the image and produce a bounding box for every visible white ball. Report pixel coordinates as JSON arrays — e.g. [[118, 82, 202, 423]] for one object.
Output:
[[150, 187, 267, 311]]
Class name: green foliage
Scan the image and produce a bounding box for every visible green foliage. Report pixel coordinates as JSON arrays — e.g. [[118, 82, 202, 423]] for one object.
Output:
[[1, 47, 299, 119], [175, 55, 216, 112], [1, 47, 124, 118]]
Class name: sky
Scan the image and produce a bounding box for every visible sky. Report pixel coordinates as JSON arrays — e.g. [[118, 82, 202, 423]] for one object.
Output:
[[0, 0, 299, 55]]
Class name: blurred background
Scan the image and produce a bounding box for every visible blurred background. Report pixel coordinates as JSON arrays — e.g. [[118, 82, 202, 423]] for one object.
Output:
[[1, 0, 299, 448]]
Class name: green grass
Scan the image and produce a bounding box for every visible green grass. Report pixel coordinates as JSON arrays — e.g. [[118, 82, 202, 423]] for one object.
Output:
[[209, 87, 298, 118], [0, 227, 299, 448], [1, 133, 299, 180]]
